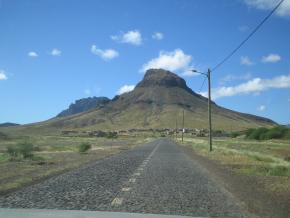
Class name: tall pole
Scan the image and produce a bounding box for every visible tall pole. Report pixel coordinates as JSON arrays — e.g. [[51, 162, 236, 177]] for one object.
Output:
[[207, 69, 213, 151], [182, 110, 184, 142], [175, 117, 178, 140]]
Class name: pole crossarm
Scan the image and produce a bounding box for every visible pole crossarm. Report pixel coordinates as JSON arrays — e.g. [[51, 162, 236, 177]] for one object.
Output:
[[189, 70, 208, 77]]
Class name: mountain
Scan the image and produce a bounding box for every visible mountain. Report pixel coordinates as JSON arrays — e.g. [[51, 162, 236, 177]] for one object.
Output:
[[0, 122, 19, 127], [39, 69, 274, 131], [12, 69, 276, 134], [57, 97, 110, 117]]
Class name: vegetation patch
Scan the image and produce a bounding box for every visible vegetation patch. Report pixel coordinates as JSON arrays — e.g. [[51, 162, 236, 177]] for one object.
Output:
[[182, 137, 290, 179], [239, 165, 290, 177], [245, 126, 290, 140], [6, 142, 35, 160], [78, 143, 92, 153]]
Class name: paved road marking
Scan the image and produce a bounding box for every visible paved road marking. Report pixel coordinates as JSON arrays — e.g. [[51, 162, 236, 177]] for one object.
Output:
[[110, 142, 160, 207], [147, 142, 160, 159], [111, 197, 123, 206], [121, 187, 131, 192], [129, 178, 136, 183]]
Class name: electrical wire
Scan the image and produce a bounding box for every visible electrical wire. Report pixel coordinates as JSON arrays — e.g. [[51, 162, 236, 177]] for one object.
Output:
[[198, 77, 207, 93], [211, 0, 285, 72]]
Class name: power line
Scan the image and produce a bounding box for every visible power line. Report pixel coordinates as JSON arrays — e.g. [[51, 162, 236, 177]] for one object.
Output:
[[212, 0, 285, 72], [198, 77, 207, 93], [196, 0, 284, 92]]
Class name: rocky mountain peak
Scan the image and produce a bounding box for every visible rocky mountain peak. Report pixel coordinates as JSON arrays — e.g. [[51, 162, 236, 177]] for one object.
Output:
[[136, 69, 190, 90], [57, 96, 110, 118]]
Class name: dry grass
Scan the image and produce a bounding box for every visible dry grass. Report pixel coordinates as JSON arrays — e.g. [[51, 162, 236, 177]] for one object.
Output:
[[182, 137, 290, 178], [0, 134, 153, 194], [181, 136, 290, 197]]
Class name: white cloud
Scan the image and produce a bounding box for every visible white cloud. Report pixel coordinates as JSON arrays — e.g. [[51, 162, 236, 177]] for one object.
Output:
[[91, 45, 119, 60], [261, 54, 281, 63], [243, 0, 290, 18], [140, 49, 193, 74], [257, 105, 266, 111], [201, 74, 290, 100], [152, 32, 164, 40], [117, 85, 135, 95], [288, 97, 290, 102], [111, 30, 142, 45], [0, 70, 7, 80], [220, 73, 252, 84], [241, 56, 254, 65], [50, 48, 62, 56], [181, 70, 199, 77], [28, 51, 38, 57]]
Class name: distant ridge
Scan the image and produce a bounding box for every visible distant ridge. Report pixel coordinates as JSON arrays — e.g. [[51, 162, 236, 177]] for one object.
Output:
[[57, 97, 110, 117], [0, 122, 20, 127]]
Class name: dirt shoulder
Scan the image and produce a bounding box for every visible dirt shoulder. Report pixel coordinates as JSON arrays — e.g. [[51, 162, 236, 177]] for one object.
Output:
[[182, 145, 290, 218]]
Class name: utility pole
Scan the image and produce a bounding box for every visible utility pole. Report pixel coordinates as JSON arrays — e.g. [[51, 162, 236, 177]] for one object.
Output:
[[175, 116, 178, 140], [182, 110, 184, 142], [189, 68, 213, 152], [207, 69, 213, 152]]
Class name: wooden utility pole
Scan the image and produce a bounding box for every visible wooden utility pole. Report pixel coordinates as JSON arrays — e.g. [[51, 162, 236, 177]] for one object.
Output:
[[189, 68, 213, 151], [207, 69, 213, 152], [182, 110, 184, 142], [175, 117, 178, 140]]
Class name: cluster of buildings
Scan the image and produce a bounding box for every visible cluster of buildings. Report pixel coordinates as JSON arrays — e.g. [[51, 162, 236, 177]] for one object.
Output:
[[62, 128, 211, 137]]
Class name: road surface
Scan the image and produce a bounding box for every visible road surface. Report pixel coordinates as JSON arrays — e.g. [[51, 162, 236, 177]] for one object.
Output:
[[0, 139, 250, 218]]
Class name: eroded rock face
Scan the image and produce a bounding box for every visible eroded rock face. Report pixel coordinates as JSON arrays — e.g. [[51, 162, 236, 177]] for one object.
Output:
[[136, 69, 189, 90], [57, 97, 110, 117]]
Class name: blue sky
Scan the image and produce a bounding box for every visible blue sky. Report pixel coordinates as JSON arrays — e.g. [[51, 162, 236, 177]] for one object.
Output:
[[0, 0, 290, 125]]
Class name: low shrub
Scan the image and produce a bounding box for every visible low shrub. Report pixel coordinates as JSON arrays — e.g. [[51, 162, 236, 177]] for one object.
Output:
[[247, 127, 268, 140], [268, 166, 289, 177], [106, 132, 118, 139], [78, 143, 91, 153], [284, 156, 290, 162], [6, 146, 18, 158], [263, 126, 287, 140], [6, 142, 34, 160], [245, 126, 290, 140], [18, 142, 34, 159], [230, 132, 240, 138]]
